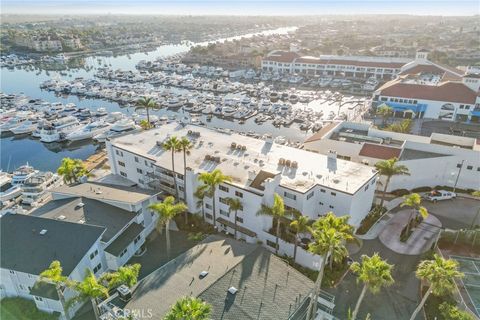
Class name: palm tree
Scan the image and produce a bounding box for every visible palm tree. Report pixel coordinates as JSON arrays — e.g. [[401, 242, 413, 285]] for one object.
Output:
[[401, 193, 428, 236], [162, 136, 182, 199], [374, 157, 410, 208], [57, 157, 89, 184], [409, 254, 464, 320], [376, 104, 393, 127], [256, 193, 286, 255], [306, 212, 355, 320], [164, 296, 211, 320], [290, 215, 310, 263], [40, 261, 73, 320], [226, 197, 243, 239], [149, 196, 187, 258], [67, 269, 109, 320], [179, 136, 193, 223], [100, 264, 141, 289], [350, 253, 394, 320], [198, 169, 232, 229], [136, 96, 159, 127], [193, 185, 208, 222]]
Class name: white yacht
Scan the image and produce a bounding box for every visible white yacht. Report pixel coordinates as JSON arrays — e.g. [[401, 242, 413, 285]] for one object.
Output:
[[10, 120, 38, 135], [222, 106, 237, 117], [11, 164, 39, 186], [66, 121, 111, 141], [166, 96, 184, 109], [0, 116, 28, 133], [21, 171, 62, 206], [94, 119, 140, 142], [40, 116, 82, 143], [0, 172, 22, 204]]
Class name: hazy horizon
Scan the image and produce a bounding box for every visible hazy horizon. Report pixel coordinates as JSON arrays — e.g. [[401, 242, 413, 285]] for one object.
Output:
[[1, 0, 479, 16]]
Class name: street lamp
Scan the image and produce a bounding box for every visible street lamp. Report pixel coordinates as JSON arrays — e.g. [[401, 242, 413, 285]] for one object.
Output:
[[453, 160, 464, 193]]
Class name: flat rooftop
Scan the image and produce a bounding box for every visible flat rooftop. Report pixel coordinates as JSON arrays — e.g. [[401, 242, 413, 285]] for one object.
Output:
[[122, 235, 314, 319], [52, 181, 158, 204], [111, 124, 377, 194]]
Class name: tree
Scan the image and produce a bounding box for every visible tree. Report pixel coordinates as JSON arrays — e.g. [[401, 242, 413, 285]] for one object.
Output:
[[162, 136, 182, 200], [40, 261, 73, 320], [164, 296, 211, 320], [197, 169, 232, 229], [256, 193, 286, 255], [376, 105, 393, 127], [401, 193, 428, 236], [100, 264, 141, 289], [350, 253, 394, 320], [179, 136, 193, 223], [306, 213, 355, 320], [149, 196, 187, 258], [57, 157, 89, 184], [67, 269, 109, 320], [226, 197, 243, 239], [438, 302, 475, 320], [135, 96, 159, 127], [290, 215, 310, 262], [374, 157, 410, 208], [409, 254, 464, 320], [193, 185, 208, 222]]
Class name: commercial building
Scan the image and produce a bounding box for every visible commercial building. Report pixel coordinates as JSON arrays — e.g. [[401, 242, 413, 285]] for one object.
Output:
[[304, 121, 480, 192], [105, 124, 377, 263], [373, 50, 480, 122], [0, 181, 161, 319]]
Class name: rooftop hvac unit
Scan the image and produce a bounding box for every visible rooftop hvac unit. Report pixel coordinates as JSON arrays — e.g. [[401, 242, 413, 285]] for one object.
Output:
[[117, 285, 132, 302], [228, 287, 238, 295], [205, 155, 211, 161], [291, 161, 298, 168], [236, 144, 242, 150], [285, 160, 291, 167], [231, 142, 237, 149], [278, 158, 285, 165], [242, 145, 247, 151]]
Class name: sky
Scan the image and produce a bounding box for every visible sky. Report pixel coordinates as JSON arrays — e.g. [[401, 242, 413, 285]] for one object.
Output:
[[1, 0, 479, 16]]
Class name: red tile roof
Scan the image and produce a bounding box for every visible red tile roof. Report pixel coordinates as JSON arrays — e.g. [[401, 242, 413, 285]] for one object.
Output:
[[378, 81, 477, 104], [263, 51, 300, 63], [359, 143, 402, 160], [295, 57, 405, 69]]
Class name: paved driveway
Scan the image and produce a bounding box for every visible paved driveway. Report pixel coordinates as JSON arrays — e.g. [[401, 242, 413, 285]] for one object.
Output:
[[327, 239, 421, 320], [423, 197, 480, 230]]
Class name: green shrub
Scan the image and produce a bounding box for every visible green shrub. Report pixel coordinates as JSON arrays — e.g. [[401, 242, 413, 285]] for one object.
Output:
[[411, 186, 432, 193], [391, 189, 410, 196], [356, 205, 386, 235], [439, 302, 475, 320]]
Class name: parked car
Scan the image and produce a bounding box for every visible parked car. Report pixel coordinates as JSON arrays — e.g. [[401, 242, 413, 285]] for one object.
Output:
[[424, 190, 456, 202]]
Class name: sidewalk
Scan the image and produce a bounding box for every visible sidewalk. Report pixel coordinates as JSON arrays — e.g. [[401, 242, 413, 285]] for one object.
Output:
[[357, 197, 404, 240]]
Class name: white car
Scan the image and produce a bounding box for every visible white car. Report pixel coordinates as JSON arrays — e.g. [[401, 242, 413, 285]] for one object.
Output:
[[425, 190, 456, 202]]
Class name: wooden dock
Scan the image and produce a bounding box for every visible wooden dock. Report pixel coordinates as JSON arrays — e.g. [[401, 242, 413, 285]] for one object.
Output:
[[84, 151, 108, 172]]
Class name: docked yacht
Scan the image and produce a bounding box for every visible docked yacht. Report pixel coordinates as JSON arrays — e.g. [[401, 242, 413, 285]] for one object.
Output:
[[0, 115, 29, 133], [94, 119, 140, 142], [66, 121, 111, 141], [0, 172, 22, 204], [21, 171, 62, 206], [11, 164, 39, 186], [10, 120, 38, 135], [166, 96, 184, 109], [40, 116, 82, 143]]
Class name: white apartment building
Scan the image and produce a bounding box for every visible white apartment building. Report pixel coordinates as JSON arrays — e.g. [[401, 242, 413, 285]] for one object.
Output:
[[304, 121, 480, 192], [0, 182, 160, 319], [373, 51, 480, 122], [31, 36, 63, 52], [105, 124, 377, 257], [261, 50, 409, 80]]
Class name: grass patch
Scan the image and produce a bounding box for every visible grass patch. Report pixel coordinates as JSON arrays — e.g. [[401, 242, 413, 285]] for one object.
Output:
[[356, 205, 386, 235], [0, 297, 59, 320]]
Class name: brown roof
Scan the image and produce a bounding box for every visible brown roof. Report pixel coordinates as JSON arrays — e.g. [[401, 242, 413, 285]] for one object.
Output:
[[378, 81, 477, 104], [295, 57, 405, 69], [304, 122, 340, 143], [263, 51, 300, 63], [249, 170, 277, 191], [359, 143, 402, 160]]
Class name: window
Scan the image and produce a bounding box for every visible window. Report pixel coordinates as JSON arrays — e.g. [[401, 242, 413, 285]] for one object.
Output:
[[138, 178, 144, 184], [34, 296, 44, 302], [284, 191, 297, 200], [179, 186, 184, 192], [219, 197, 229, 205], [467, 165, 473, 170], [320, 189, 326, 193], [236, 216, 244, 223], [205, 213, 213, 220], [307, 192, 314, 200], [457, 163, 462, 168], [220, 209, 229, 217], [205, 203, 212, 209], [176, 173, 184, 180], [115, 149, 123, 156], [235, 191, 243, 198], [371, 179, 376, 185], [118, 161, 126, 167], [144, 160, 148, 166], [331, 192, 336, 196], [119, 248, 128, 258], [137, 168, 143, 174], [319, 202, 324, 205], [120, 171, 127, 177], [329, 205, 334, 209], [134, 156, 139, 163], [364, 184, 369, 191], [90, 249, 98, 260], [477, 167, 480, 172], [9, 270, 15, 274], [219, 185, 229, 192], [93, 263, 102, 274], [266, 240, 278, 250], [134, 234, 141, 245]]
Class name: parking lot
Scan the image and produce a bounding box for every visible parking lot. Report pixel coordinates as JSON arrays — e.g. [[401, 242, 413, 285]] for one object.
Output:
[[423, 197, 480, 230]]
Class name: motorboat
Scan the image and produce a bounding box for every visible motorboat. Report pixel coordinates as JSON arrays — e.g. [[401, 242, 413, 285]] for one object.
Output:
[[40, 116, 82, 143], [166, 96, 184, 109], [0, 116, 28, 132], [21, 171, 62, 206], [94, 119, 140, 142], [11, 164, 38, 186], [10, 120, 38, 135], [66, 121, 111, 141], [0, 172, 22, 204]]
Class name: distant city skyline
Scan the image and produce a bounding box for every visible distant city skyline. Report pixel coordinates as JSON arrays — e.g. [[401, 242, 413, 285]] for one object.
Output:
[[1, 0, 479, 16]]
